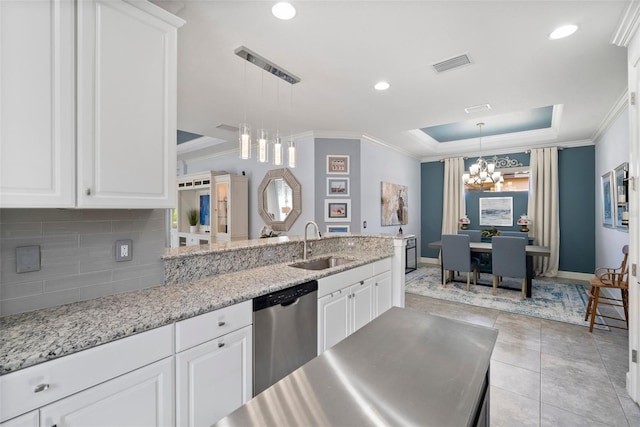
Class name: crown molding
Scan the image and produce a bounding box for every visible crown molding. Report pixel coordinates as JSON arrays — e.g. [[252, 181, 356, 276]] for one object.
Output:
[[592, 89, 629, 143], [612, 0, 640, 47]]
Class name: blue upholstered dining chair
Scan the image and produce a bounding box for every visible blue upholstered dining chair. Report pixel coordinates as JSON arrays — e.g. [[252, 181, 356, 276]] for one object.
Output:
[[441, 234, 478, 291], [491, 236, 527, 299], [458, 229, 481, 242], [497, 231, 528, 239]]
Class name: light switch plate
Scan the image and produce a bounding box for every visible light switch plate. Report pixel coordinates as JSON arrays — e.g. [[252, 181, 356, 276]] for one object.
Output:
[[115, 239, 133, 262], [16, 245, 41, 273]]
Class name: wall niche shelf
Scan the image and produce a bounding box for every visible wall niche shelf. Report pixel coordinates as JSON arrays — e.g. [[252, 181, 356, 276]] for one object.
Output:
[[171, 171, 248, 247]]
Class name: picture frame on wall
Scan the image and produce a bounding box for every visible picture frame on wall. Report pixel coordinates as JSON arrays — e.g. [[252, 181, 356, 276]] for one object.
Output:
[[479, 197, 513, 226], [601, 171, 615, 228], [380, 181, 408, 226], [614, 163, 629, 231], [325, 199, 351, 222], [326, 225, 350, 233], [327, 155, 350, 174], [327, 177, 350, 196]]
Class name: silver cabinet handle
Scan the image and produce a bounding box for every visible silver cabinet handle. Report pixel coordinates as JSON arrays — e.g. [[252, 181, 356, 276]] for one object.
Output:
[[34, 383, 50, 393], [360, 281, 364, 285], [218, 321, 226, 327], [218, 342, 225, 348]]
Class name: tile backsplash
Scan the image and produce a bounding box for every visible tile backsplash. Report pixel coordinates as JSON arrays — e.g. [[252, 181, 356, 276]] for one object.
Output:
[[0, 209, 168, 316]]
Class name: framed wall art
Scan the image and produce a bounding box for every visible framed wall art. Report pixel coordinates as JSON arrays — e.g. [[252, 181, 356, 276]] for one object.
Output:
[[327, 155, 350, 174], [479, 197, 513, 226], [326, 225, 350, 233], [381, 181, 408, 226], [614, 163, 628, 231], [601, 171, 615, 227], [327, 177, 350, 196], [325, 199, 351, 222]]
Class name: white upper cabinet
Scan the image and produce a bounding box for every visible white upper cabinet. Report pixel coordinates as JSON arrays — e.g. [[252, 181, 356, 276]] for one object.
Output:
[[0, 0, 184, 208], [77, 0, 183, 208], [0, 0, 75, 207]]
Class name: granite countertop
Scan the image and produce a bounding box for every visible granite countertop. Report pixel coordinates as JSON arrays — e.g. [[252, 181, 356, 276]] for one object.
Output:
[[0, 250, 391, 376]]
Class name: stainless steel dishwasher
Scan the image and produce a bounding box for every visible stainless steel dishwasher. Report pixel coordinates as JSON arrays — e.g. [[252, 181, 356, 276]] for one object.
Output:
[[253, 280, 318, 396]]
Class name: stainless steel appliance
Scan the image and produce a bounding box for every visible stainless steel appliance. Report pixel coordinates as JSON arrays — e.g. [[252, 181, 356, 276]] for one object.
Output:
[[253, 280, 318, 396]]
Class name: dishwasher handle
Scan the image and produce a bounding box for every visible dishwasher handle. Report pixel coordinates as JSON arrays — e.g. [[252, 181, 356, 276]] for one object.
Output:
[[253, 280, 318, 311]]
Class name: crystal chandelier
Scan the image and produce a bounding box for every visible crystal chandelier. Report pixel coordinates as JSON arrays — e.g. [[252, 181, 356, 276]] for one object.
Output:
[[462, 123, 501, 187]]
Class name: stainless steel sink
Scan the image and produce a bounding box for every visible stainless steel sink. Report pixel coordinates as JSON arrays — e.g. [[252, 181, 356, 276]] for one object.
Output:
[[289, 256, 354, 271]]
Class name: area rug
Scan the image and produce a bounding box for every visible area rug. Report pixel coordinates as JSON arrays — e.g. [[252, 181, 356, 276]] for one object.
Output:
[[405, 266, 606, 329]]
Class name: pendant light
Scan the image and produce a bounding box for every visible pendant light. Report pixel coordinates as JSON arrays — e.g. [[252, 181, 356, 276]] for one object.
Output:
[[238, 61, 251, 159], [272, 78, 283, 165], [287, 83, 296, 168], [257, 71, 269, 163], [462, 123, 501, 188]]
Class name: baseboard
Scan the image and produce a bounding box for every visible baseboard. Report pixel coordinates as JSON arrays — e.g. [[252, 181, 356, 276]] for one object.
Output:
[[420, 257, 439, 265], [556, 270, 593, 282]]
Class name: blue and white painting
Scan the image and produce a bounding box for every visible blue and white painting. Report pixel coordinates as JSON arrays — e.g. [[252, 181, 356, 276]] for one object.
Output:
[[200, 194, 210, 226], [479, 197, 513, 226]]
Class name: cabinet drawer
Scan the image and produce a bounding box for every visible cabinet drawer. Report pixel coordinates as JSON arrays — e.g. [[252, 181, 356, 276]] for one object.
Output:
[[317, 263, 374, 298], [0, 324, 173, 423], [372, 257, 391, 275], [175, 300, 252, 352]]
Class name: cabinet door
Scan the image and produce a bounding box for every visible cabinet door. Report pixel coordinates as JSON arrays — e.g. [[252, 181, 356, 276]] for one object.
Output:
[[0, 412, 38, 427], [350, 280, 373, 333], [176, 326, 252, 427], [215, 178, 230, 241], [40, 357, 174, 427], [0, 0, 75, 207], [76, 0, 181, 208], [372, 271, 392, 318], [318, 289, 350, 354]]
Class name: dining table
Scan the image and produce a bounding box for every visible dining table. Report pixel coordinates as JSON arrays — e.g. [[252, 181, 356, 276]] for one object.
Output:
[[428, 240, 551, 298]]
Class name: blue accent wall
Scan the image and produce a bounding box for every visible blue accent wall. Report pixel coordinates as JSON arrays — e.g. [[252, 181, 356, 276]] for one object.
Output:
[[421, 161, 444, 258], [558, 146, 595, 273], [421, 146, 596, 273]]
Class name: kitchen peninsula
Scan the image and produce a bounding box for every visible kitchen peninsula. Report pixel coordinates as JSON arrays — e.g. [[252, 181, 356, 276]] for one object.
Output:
[[0, 234, 405, 424]]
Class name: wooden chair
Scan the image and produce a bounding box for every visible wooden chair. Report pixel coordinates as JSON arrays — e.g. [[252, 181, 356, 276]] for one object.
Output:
[[584, 245, 629, 332]]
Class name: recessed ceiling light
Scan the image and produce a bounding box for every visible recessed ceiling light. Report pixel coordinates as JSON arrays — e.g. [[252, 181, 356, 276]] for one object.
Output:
[[374, 81, 390, 91], [549, 24, 578, 40], [272, 2, 296, 20]]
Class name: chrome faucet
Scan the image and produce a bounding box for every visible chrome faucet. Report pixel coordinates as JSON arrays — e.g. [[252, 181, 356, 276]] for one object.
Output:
[[303, 221, 320, 260]]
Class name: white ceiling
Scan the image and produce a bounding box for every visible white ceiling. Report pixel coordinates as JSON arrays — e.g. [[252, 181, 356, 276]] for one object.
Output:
[[152, 0, 629, 161]]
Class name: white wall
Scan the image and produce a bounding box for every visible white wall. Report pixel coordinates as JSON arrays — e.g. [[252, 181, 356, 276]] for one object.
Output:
[[181, 135, 315, 239], [595, 107, 630, 269], [361, 140, 422, 257]]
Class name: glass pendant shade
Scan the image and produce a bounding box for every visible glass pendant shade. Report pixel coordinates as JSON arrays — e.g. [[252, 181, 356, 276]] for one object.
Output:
[[257, 129, 269, 163], [287, 139, 296, 168], [273, 137, 283, 166], [239, 123, 251, 159]]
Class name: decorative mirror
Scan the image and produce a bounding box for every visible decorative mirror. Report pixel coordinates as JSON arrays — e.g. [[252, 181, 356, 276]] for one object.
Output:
[[257, 168, 302, 231]]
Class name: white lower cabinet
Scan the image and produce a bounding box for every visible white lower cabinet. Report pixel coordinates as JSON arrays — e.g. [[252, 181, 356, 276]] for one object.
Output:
[[39, 357, 174, 427], [176, 325, 252, 426], [318, 258, 392, 354], [318, 280, 374, 353], [0, 412, 38, 427], [371, 270, 392, 318]]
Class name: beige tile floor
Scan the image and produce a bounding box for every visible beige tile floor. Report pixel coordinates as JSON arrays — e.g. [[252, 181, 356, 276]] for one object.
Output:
[[405, 292, 640, 426]]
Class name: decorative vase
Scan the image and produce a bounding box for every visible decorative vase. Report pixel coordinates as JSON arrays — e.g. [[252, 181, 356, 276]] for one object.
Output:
[[460, 224, 469, 230], [189, 225, 197, 233]]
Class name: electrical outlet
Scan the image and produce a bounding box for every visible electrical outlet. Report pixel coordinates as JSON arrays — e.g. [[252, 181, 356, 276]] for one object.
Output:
[[262, 250, 275, 261], [115, 240, 133, 262], [16, 245, 41, 273], [363, 220, 367, 229]]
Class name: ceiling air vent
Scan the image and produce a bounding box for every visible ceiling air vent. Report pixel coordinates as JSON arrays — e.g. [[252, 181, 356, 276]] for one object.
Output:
[[464, 104, 491, 114], [432, 53, 472, 73]]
